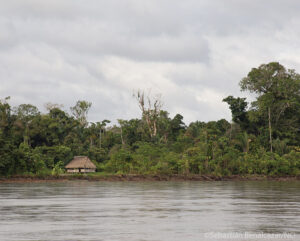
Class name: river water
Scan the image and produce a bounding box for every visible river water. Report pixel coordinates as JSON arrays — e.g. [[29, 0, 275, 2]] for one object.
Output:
[[0, 181, 299, 241]]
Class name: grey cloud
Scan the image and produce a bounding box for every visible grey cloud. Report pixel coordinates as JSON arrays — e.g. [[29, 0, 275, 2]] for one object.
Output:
[[1, 18, 209, 63], [0, 20, 18, 49], [1, 0, 300, 124]]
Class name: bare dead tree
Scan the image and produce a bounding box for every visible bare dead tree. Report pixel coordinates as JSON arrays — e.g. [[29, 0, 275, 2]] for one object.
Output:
[[44, 102, 64, 111], [133, 90, 163, 139]]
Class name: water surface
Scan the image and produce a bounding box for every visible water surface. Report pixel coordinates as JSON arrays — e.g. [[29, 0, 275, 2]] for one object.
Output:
[[0, 181, 299, 241]]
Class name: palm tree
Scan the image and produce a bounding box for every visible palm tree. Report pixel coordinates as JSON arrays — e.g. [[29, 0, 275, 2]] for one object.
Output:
[[238, 132, 251, 153]]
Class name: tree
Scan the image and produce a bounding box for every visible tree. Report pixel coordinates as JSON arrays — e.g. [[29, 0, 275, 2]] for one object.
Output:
[[240, 62, 300, 152], [96, 120, 110, 148], [0, 97, 11, 133], [223, 96, 249, 131], [70, 100, 92, 126], [237, 132, 251, 153], [0, 97, 16, 175], [14, 104, 39, 145], [134, 90, 163, 139], [44, 102, 64, 112], [117, 119, 126, 147]]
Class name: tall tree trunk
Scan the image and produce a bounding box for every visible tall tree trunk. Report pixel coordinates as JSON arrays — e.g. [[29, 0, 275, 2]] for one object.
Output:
[[153, 120, 157, 137], [268, 107, 273, 152], [145, 115, 153, 138], [99, 129, 102, 149], [23, 122, 29, 145], [120, 126, 125, 147]]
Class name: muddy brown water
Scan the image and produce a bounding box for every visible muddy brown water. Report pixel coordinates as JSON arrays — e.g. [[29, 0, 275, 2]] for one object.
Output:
[[0, 181, 299, 241]]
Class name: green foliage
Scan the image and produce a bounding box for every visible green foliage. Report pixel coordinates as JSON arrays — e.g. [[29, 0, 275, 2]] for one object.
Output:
[[51, 161, 65, 176], [223, 96, 249, 130], [240, 62, 300, 147], [1, 62, 300, 178], [132, 142, 163, 174], [70, 100, 92, 127], [104, 149, 134, 174], [154, 152, 181, 175]]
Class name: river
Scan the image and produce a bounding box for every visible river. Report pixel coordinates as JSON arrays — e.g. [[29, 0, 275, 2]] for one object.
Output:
[[0, 181, 299, 241]]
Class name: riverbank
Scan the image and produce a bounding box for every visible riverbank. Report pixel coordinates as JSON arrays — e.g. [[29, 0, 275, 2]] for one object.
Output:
[[0, 173, 299, 183]]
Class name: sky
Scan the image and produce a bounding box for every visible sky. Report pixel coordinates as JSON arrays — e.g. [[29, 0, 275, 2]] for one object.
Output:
[[1, 0, 300, 125]]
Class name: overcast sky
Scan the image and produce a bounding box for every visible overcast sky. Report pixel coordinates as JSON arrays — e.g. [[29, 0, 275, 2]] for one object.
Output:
[[1, 0, 300, 125]]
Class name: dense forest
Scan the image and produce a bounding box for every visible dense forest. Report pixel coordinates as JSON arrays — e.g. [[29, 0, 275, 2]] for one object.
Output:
[[1, 62, 300, 177]]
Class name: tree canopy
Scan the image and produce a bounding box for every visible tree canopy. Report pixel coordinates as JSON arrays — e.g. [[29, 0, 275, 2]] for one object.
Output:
[[0, 62, 300, 177]]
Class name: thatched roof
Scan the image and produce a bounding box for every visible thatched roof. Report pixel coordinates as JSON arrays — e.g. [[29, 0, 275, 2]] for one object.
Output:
[[65, 156, 96, 169]]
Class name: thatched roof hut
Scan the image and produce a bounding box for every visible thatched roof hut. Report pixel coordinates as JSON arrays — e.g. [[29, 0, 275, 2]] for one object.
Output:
[[65, 156, 96, 173]]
